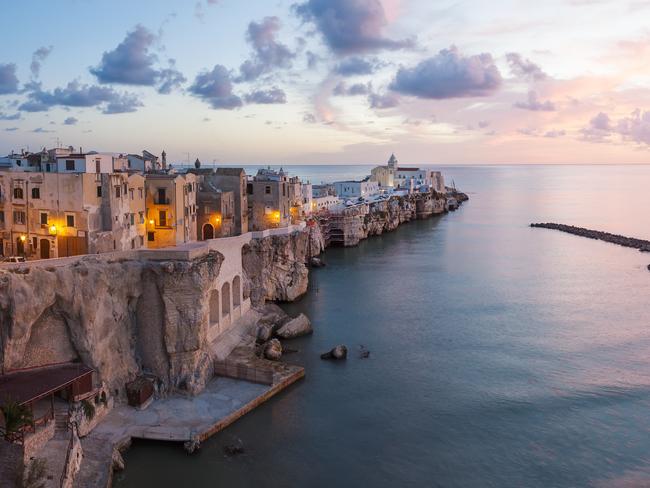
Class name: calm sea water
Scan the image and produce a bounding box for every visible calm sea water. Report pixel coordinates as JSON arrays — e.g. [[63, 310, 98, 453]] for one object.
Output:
[[114, 165, 650, 488]]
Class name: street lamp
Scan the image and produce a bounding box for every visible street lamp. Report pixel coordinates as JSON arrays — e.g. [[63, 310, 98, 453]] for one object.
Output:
[[49, 225, 57, 236]]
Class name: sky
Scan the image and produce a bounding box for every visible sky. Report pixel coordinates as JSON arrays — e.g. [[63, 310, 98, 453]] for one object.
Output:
[[1, 0, 650, 165]]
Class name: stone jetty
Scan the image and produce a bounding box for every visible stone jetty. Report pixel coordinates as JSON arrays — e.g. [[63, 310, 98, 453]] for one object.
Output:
[[530, 223, 650, 251]]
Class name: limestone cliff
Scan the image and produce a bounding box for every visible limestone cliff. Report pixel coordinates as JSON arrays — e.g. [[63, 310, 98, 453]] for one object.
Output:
[[0, 253, 224, 397], [242, 225, 324, 306]]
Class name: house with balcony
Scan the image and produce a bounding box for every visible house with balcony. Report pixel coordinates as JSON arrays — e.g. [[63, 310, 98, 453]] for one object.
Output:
[[144, 173, 197, 248]]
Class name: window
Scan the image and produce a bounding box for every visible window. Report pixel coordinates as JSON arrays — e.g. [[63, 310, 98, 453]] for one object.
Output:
[[32, 237, 37, 249], [115, 186, 121, 198], [0, 211, 4, 223], [31, 187, 40, 199], [97, 186, 102, 198], [265, 185, 271, 194], [159, 210, 167, 227], [130, 214, 135, 225], [13, 211, 25, 224], [157, 188, 166, 204], [147, 232, 155, 242], [139, 235, 144, 246], [95, 160, 101, 173], [65, 160, 75, 171], [13, 187, 23, 199], [40, 213, 48, 225], [66, 214, 75, 227], [123, 183, 127, 195], [139, 211, 144, 224], [138, 188, 143, 199], [282, 184, 286, 197], [129, 189, 134, 200]]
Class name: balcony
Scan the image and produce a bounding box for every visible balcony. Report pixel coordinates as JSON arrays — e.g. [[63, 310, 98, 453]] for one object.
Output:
[[154, 197, 171, 205]]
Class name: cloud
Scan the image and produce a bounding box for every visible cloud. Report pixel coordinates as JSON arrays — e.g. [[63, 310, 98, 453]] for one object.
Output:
[[303, 113, 317, 123], [368, 91, 400, 109], [32, 127, 53, 133], [306, 51, 321, 69], [581, 111, 613, 141], [514, 91, 555, 111], [544, 129, 566, 138], [334, 56, 380, 76], [389, 47, 502, 99], [31, 46, 53, 78], [64, 116, 78, 125], [244, 87, 287, 104], [157, 59, 187, 94], [0, 112, 20, 120], [19, 80, 142, 113], [195, 0, 220, 20], [189, 65, 242, 110], [103, 93, 142, 114], [0, 63, 19, 94], [615, 109, 650, 144], [478, 120, 490, 128], [238, 17, 295, 82], [294, 0, 413, 55], [90, 25, 185, 93], [506, 52, 547, 81], [333, 81, 371, 96], [5, 127, 18, 132]]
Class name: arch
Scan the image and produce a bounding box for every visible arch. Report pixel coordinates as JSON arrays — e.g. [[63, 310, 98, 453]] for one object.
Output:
[[40, 239, 50, 259], [221, 282, 231, 318], [202, 223, 214, 240], [232, 276, 241, 308], [209, 289, 220, 325]]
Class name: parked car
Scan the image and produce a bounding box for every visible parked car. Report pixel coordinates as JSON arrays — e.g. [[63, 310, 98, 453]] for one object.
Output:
[[2, 256, 26, 263]]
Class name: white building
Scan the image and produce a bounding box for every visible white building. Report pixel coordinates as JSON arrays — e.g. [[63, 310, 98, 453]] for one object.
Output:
[[333, 180, 380, 199], [56, 153, 113, 174], [302, 183, 313, 215], [312, 194, 340, 212]]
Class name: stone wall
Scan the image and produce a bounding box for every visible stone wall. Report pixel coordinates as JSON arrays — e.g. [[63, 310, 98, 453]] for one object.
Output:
[[60, 424, 83, 488]]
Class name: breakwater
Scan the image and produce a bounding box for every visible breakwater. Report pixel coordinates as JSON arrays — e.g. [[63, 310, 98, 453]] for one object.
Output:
[[530, 223, 650, 251]]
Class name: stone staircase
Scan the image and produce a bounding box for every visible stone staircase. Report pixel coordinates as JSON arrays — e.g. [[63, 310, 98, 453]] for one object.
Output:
[[54, 404, 70, 433]]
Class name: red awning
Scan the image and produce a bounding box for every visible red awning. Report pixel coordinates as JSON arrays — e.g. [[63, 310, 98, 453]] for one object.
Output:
[[0, 363, 94, 406]]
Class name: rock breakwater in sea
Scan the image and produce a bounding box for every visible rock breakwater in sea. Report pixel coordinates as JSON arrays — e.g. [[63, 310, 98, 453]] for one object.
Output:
[[530, 223, 650, 251]]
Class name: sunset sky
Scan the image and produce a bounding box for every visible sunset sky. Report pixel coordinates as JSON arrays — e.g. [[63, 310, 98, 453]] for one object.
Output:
[[1, 0, 649, 164]]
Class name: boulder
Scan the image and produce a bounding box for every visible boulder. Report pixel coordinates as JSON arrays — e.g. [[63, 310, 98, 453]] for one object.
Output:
[[256, 324, 273, 344], [257, 303, 290, 332], [320, 345, 347, 360], [310, 257, 325, 268], [276, 314, 313, 339], [264, 339, 283, 361]]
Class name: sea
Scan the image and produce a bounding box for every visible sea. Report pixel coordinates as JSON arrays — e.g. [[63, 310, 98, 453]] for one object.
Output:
[[114, 164, 650, 488]]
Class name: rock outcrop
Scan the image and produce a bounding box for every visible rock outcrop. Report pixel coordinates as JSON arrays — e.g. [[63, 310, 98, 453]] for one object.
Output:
[[320, 345, 348, 360], [0, 252, 224, 397], [242, 228, 324, 305], [276, 314, 313, 339]]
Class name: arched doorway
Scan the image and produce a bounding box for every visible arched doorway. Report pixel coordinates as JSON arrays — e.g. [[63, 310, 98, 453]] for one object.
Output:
[[232, 276, 241, 309], [209, 289, 219, 326], [221, 282, 231, 318], [16, 237, 24, 256], [203, 223, 214, 240], [40, 239, 50, 259]]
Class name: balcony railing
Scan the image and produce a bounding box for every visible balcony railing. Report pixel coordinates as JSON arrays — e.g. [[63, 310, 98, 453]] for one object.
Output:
[[154, 197, 171, 205]]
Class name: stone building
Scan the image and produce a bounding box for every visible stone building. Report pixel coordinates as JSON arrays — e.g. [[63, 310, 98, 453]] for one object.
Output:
[[196, 179, 235, 240], [247, 168, 291, 231], [0, 171, 147, 258], [210, 168, 249, 235], [333, 179, 380, 199], [144, 173, 197, 248]]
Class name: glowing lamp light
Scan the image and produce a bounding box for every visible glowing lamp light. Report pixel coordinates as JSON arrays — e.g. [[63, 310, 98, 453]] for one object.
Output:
[[214, 214, 221, 224], [149, 219, 155, 226], [273, 211, 281, 221], [48, 225, 57, 236], [19, 235, 27, 242]]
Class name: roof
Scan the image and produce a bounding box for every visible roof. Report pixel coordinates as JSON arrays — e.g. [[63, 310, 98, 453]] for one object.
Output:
[[215, 167, 246, 176], [0, 363, 93, 406], [396, 167, 420, 171]]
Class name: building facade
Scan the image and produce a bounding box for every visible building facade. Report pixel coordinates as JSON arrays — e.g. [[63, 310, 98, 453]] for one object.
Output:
[[211, 168, 249, 235], [144, 173, 198, 248], [333, 180, 380, 199], [247, 168, 291, 231]]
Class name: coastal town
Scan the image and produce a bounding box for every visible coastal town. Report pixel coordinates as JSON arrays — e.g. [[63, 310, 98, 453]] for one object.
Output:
[[0, 146, 466, 488], [0, 148, 456, 261]]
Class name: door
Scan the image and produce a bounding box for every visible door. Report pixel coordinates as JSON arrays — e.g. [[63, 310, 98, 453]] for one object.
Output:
[[16, 237, 24, 256], [40, 239, 50, 259], [203, 223, 214, 240]]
